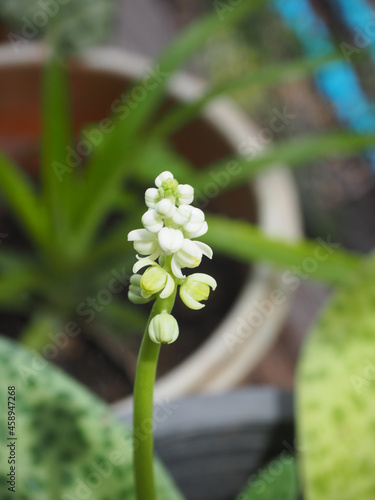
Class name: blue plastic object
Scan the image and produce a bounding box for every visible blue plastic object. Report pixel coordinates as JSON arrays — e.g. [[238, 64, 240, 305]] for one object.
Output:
[[272, 0, 375, 172]]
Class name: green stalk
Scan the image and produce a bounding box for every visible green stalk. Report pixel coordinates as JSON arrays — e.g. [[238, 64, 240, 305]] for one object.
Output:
[[47, 459, 62, 500], [133, 289, 177, 500]]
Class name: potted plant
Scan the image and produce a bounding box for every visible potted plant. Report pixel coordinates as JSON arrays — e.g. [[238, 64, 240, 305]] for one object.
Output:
[[1, 2, 375, 498], [0, 41, 301, 404], [1, 171, 373, 500], [0, 0, 372, 407], [119, 168, 297, 497]]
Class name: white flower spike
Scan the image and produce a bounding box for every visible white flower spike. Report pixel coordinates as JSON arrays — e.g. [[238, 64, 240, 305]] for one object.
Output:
[[128, 171, 216, 344]]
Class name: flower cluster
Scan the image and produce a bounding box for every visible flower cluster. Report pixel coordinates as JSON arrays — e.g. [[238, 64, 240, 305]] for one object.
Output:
[[128, 171, 217, 344]]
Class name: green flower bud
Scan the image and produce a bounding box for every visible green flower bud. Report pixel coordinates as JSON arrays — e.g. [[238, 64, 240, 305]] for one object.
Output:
[[148, 312, 179, 344], [128, 274, 153, 304], [141, 266, 167, 297], [162, 178, 179, 194], [140, 265, 175, 299], [180, 273, 217, 310]]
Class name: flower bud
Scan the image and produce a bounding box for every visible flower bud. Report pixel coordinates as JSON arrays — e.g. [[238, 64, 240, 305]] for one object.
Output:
[[155, 198, 176, 218], [158, 227, 184, 255], [141, 266, 167, 298], [145, 188, 160, 208], [172, 205, 192, 226], [128, 274, 153, 304], [183, 207, 207, 238], [177, 184, 194, 205], [142, 209, 163, 233], [180, 273, 217, 310], [162, 178, 179, 194], [149, 312, 179, 344], [155, 171, 174, 188], [184, 221, 208, 239]]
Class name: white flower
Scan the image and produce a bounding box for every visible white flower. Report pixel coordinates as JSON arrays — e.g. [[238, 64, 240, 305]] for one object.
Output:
[[158, 227, 184, 255], [177, 184, 194, 205], [145, 188, 160, 208], [149, 312, 179, 344], [172, 205, 191, 226], [128, 229, 159, 258], [171, 239, 213, 279], [142, 209, 163, 233], [183, 207, 208, 238], [185, 221, 208, 239], [155, 171, 174, 188], [140, 265, 175, 299], [155, 198, 176, 218], [133, 257, 159, 274], [172, 205, 208, 239], [180, 273, 217, 310]]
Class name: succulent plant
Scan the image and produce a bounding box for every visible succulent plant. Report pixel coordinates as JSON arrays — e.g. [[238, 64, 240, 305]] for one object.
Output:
[[0, 336, 184, 500]]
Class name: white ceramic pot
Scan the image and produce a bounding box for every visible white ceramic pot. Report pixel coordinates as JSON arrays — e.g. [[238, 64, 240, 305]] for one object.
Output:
[[86, 48, 302, 412], [0, 44, 302, 411]]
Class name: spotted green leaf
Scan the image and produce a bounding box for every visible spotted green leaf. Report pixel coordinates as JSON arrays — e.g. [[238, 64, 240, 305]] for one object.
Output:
[[298, 252, 375, 499]]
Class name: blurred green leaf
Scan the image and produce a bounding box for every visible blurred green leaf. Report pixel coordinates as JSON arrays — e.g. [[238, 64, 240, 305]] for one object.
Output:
[[19, 310, 63, 353], [79, 220, 137, 270], [0, 268, 40, 304], [0, 153, 50, 253], [41, 55, 73, 250], [0, 249, 33, 270], [194, 132, 375, 194], [74, 0, 266, 253], [236, 455, 298, 500], [134, 140, 197, 184], [152, 55, 335, 140], [298, 252, 375, 500], [204, 214, 363, 285], [0, 0, 113, 54], [96, 298, 147, 337]]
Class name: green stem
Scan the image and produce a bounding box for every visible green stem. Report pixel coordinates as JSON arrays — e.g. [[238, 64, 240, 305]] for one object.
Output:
[[133, 289, 177, 500], [47, 458, 62, 500]]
